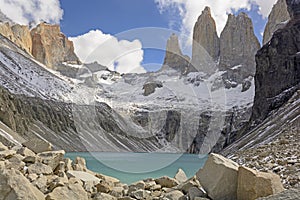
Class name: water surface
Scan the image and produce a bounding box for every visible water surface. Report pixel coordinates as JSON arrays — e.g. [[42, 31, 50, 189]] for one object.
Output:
[[66, 152, 207, 184]]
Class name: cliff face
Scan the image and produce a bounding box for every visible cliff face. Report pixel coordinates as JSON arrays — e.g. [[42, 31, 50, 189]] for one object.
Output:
[[31, 22, 80, 69], [0, 23, 32, 55], [163, 33, 190, 74], [263, 0, 290, 45], [219, 13, 260, 76], [251, 0, 300, 124], [192, 7, 220, 62]]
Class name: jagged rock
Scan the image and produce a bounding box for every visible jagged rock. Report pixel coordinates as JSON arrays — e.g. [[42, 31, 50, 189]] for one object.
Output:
[[263, 0, 290, 45], [143, 81, 163, 96], [0, 23, 32, 54], [0, 142, 8, 151], [251, 1, 300, 124], [219, 12, 260, 76], [175, 177, 201, 194], [38, 150, 65, 171], [22, 138, 53, 154], [28, 162, 53, 175], [72, 156, 87, 171], [93, 193, 117, 200], [174, 168, 188, 183], [0, 166, 45, 199], [64, 158, 73, 171], [130, 189, 151, 199], [196, 153, 239, 200], [33, 175, 48, 193], [188, 186, 207, 199], [5, 154, 25, 171], [17, 147, 35, 157], [257, 189, 300, 200], [31, 22, 80, 69], [164, 190, 185, 200], [163, 33, 190, 74], [237, 166, 284, 200], [0, 149, 15, 160], [96, 182, 112, 193], [66, 170, 101, 185], [155, 176, 179, 188], [96, 173, 120, 186], [46, 183, 88, 200], [192, 7, 220, 61]]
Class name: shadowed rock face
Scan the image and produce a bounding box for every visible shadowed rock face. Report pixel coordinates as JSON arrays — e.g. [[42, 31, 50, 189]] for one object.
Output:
[[263, 0, 290, 45], [31, 22, 80, 69], [219, 12, 260, 76], [192, 7, 220, 62], [251, 0, 300, 124]]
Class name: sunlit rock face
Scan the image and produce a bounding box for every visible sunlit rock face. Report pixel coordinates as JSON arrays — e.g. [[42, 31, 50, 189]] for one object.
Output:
[[31, 22, 80, 69], [263, 0, 290, 45]]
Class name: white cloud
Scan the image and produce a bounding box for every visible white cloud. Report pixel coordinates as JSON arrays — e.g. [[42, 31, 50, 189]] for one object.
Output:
[[70, 30, 146, 74], [155, 0, 278, 43], [0, 0, 63, 25]]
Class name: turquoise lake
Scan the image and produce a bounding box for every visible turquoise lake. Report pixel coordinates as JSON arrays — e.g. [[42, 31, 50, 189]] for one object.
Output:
[[66, 152, 207, 184]]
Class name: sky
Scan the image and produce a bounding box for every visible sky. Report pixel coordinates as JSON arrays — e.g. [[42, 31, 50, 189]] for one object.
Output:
[[0, 0, 278, 73]]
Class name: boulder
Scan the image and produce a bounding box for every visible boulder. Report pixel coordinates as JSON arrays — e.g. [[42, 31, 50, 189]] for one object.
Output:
[[164, 190, 185, 200], [28, 162, 53, 175], [38, 150, 65, 170], [237, 166, 284, 200], [196, 153, 239, 200], [72, 157, 87, 171], [22, 138, 52, 154], [155, 176, 179, 188], [188, 186, 207, 199], [96, 173, 120, 186], [33, 175, 48, 193], [46, 183, 88, 200], [96, 182, 112, 193], [0, 167, 45, 200], [174, 168, 188, 183], [93, 193, 117, 200], [256, 189, 300, 200], [0, 150, 16, 160], [17, 147, 36, 157], [66, 170, 101, 185], [130, 189, 151, 199]]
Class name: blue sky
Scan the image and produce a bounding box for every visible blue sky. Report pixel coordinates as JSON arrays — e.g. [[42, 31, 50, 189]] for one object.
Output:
[[59, 0, 268, 72], [0, 0, 276, 73]]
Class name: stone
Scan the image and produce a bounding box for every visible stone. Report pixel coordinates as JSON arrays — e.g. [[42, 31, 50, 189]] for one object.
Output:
[[0, 142, 8, 151], [174, 168, 188, 183], [46, 183, 88, 200], [263, 0, 290, 45], [130, 189, 151, 199], [33, 175, 48, 193], [31, 22, 80, 69], [38, 150, 65, 170], [163, 33, 190, 74], [0, 167, 45, 200], [155, 176, 179, 188], [5, 155, 25, 171], [23, 156, 37, 164], [118, 197, 136, 200], [96, 182, 112, 193], [237, 166, 284, 200], [256, 189, 300, 200], [22, 138, 53, 153], [188, 187, 207, 199], [192, 7, 220, 62], [145, 180, 156, 190], [64, 158, 73, 171], [111, 186, 124, 198], [72, 156, 87, 171], [175, 177, 201, 194], [93, 193, 117, 200], [96, 174, 120, 186], [143, 81, 163, 96], [66, 170, 101, 184], [196, 153, 239, 200], [27, 173, 38, 182], [219, 12, 260, 77], [17, 147, 36, 157], [0, 150, 16, 160], [164, 190, 185, 200], [28, 162, 53, 175]]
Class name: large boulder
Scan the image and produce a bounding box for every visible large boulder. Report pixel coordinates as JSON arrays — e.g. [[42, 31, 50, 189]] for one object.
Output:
[[0, 165, 45, 200], [174, 168, 188, 183], [155, 176, 179, 188], [27, 162, 53, 175], [196, 153, 239, 200], [46, 183, 88, 200], [237, 166, 284, 200], [38, 150, 65, 171], [22, 138, 53, 154]]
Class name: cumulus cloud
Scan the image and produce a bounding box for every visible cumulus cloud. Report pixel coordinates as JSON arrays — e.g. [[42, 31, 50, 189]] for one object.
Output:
[[70, 30, 146, 74], [155, 0, 278, 43], [0, 0, 63, 25]]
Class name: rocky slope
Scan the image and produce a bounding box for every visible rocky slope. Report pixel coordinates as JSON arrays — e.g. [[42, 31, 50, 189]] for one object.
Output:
[[263, 0, 290, 45], [0, 142, 291, 200]]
